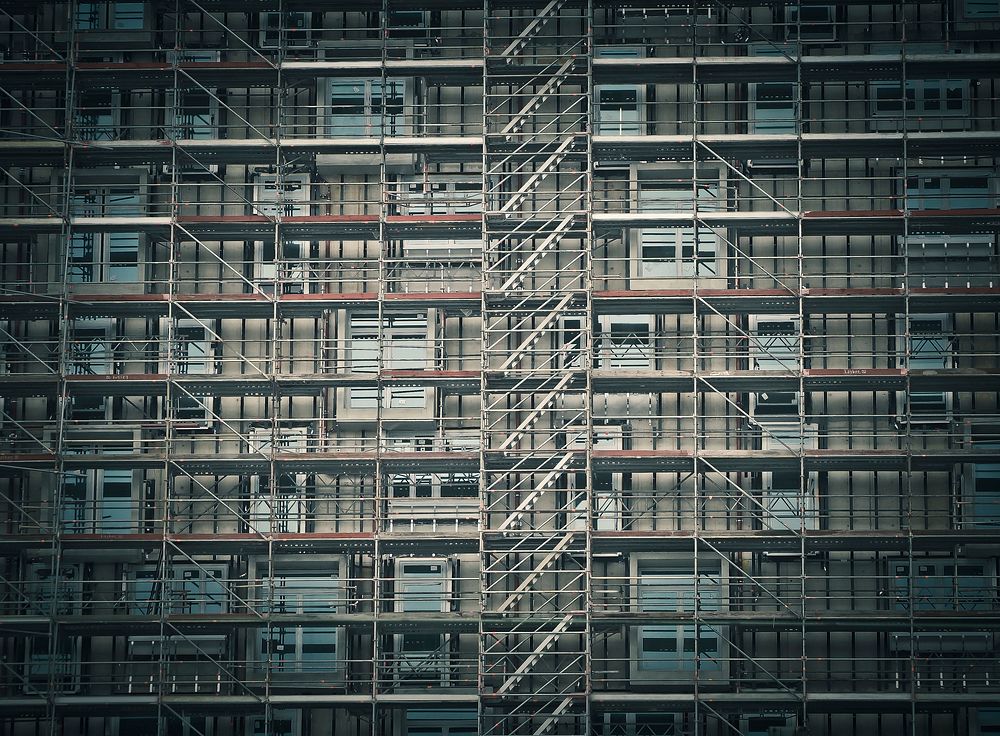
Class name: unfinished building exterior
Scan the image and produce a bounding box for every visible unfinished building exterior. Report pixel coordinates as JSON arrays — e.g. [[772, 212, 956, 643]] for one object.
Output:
[[0, 1, 998, 735]]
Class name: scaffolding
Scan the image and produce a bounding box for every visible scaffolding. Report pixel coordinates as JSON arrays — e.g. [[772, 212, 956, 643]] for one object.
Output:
[[0, 1, 999, 735]]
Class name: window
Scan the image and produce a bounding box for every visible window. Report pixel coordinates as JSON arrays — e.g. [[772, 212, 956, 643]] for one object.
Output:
[[751, 316, 799, 372], [399, 239, 482, 284], [169, 88, 218, 140], [61, 469, 133, 533], [255, 241, 309, 295], [962, 0, 1000, 19], [25, 563, 83, 616], [68, 184, 141, 284], [24, 634, 80, 693], [395, 175, 482, 215], [248, 426, 309, 455], [749, 316, 800, 417], [127, 568, 159, 615], [633, 560, 724, 680], [69, 231, 139, 284], [168, 49, 220, 64], [785, 4, 836, 41], [394, 559, 451, 685], [74, 2, 144, 30], [250, 711, 301, 736], [601, 315, 653, 369], [759, 424, 819, 531], [174, 394, 210, 426], [905, 315, 952, 421], [404, 710, 477, 736], [69, 182, 142, 217], [566, 425, 625, 531], [639, 228, 718, 278], [260, 567, 344, 678], [978, 709, 1000, 736], [254, 172, 309, 218], [126, 634, 225, 694], [749, 45, 796, 134], [388, 472, 479, 531], [170, 565, 226, 615], [635, 170, 721, 280], [741, 713, 797, 736], [387, 11, 429, 39], [871, 46, 967, 122], [963, 431, 1000, 527], [70, 394, 109, 421], [173, 319, 211, 375], [327, 78, 406, 137], [637, 170, 724, 213], [127, 564, 227, 615], [348, 313, 431, 410], [68, 318, 112, 376], [594, 47, 643, 135], [170, 319, 212, 425], [112, 717, 211, 736], [248, 473, 308, 534], [903, 173, 995, 287], [75, 90, 120, 141], [594, 713, 685, 736], [260, 12, 312, 49], [891, 558, 995, 616], [905, 171, 993, 210]]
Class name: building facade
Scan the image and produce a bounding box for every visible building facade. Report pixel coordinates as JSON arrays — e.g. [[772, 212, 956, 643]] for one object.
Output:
[[0, 1, 999, 735]]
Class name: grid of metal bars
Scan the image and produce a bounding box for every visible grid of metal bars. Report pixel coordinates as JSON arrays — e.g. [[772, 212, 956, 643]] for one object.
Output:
[[0, 2, 998, 736]]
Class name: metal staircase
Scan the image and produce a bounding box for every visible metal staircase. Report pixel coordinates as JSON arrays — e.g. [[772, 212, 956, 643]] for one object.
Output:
[[481, 3, 591, 734]]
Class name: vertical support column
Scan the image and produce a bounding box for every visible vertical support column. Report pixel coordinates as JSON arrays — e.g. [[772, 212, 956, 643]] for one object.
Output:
[[794, 15, 809, 728], [47, 1, 77, 732], [899, 8, 917, 733], [161, 9, 182, 729], [263, 3, 286, 727], [372, 1, 388, 728]]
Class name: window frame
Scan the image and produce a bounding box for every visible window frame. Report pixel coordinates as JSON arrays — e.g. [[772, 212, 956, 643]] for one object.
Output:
[[629, 555, 728, 683], [594, 46, 645, 136], [60, 468, 136, 534], [258, 564, 346, 679], [869, 45, 969, 126], [784, 4, 837, 41], [74, 1, 146, 31], [247, 472, 310, 534], [253, 171, 310, 218], [259, 11, 314, 50], [899, 313, 954, 423], [599, 314, 654, 370], [167, 86, 220, 141], [962, 431, 1000, 527], [403, 710, 478, 736], [393, 558, 452, 687], [343, 311, 435, 417], [249, 710, 302, 736], [758, 422, 820, 531], [63, 172, 146, 289], [324, 77, 410, 137], [888, 556, 997, 653], [387, 472, 479, 531], [747, 44, 797, 136], [566, 423, 625, 531], [67, 317, 114, 377], [74, 88, 122, 142], [254, 240, 311, 295], [961, 0, 1000, 19], [900, 169, 997, 287], [630, 165, 725, 283]]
